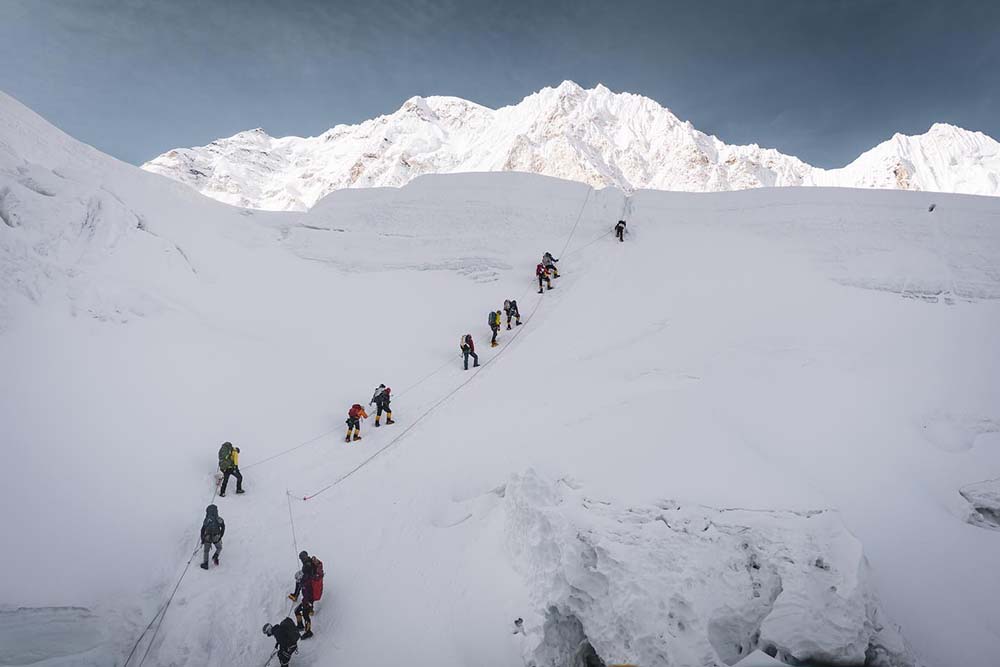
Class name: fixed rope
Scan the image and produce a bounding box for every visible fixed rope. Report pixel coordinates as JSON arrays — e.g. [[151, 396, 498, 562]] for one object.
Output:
[[286, 490, 300, 556], [123, 545, 200, 666], [300, 260, 555, 501], [242, 354, 457, 473], [558, 186, 592, 258], [128, 183, 600, 662], [300, 185, 593, 501]]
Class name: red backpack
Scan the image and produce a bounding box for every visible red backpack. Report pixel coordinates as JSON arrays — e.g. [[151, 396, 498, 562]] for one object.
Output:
[[349, 404, 363, 418], [309, 556, 325, 601]]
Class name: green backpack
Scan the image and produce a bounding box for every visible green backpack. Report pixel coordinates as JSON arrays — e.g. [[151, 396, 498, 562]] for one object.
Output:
[[218, 442, 234, 471]]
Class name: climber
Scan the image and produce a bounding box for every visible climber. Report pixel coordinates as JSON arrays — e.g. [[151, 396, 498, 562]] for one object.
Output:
[[369, 383, 394, 427], [615, 219, 626, 242], [460, 334, 479, 370], [489, 309, 502, 347], [536, 263, 553, 294], [288, 550, 324, 639], [346, 403, 368, 442], [503, 299, 521, 329], [217, 441, 244, 497], [542, 252, 559, 277], [199, 504, 225, 570], [262, 618, 300, 667]]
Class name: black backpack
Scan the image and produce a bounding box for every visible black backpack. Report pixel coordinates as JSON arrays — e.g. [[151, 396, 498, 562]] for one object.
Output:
[[202, 506, 224, 543]]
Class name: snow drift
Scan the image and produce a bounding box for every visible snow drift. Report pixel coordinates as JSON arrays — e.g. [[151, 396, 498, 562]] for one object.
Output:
[[3, 89, 1000, 667], [142, 82, 1000, 211]]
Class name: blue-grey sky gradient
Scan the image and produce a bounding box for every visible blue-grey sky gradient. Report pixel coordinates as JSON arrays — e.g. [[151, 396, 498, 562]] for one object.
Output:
[[1, 0, 997, 167]]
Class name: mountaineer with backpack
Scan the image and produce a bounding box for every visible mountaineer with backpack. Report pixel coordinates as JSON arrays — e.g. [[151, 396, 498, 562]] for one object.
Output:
[[288, 550, 325, 639], [346, 403, 368, 442], [262, 617, 300, 667], [503, 299, 521, 329], [217, 441, 244, 497], [536, 263, 553, 294], [615, 220, 627, 242], [489, 310, 502, 347], [460, 334, 479, 370], [542, 252, 559, 278], [369, 384, 394, 427], [199, 504, 225, 570]]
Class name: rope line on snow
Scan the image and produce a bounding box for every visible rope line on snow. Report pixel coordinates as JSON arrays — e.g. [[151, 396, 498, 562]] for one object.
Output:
[[300, 292, 545, 501], [126, 183, 604, 663], [558, 187, 592, 258], [122, 546, 200, 667], [286, 490, 300, 556], [242, 428, 339, 471], [242, 354, 458, 473], [298, 185, 596, 501]]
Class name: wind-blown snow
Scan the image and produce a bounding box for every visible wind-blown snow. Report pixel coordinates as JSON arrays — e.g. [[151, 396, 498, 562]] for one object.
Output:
[[3, 90, 1000, 667], [142, 82, 1000, 211]]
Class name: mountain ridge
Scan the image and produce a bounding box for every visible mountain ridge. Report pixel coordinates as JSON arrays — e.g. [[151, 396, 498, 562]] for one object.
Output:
[[141, 81, 1000, 210]]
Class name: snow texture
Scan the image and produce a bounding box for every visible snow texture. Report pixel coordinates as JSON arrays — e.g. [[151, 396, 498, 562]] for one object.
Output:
[[959, 478, 1000, 530], [504, 471, 910, 666], [2, 89, 1000, 667], [141, 82, 1000, 211]]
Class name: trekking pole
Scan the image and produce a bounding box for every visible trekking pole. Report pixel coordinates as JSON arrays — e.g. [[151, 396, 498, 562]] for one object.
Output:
[[262, 649, 278, 667]]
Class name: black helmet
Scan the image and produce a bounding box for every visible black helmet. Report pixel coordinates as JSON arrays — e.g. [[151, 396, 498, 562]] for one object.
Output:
[[298, 550, 308, 561], [206, 504, 218, 516], [262, 623, 273, 636]]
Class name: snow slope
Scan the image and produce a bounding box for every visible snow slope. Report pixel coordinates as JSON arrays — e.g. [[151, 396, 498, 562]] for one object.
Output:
[[4, 91, 1000, 667], [141, 82, 1000, 211]]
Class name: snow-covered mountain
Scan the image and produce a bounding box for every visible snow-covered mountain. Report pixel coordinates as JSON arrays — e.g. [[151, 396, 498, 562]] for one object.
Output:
[[5, 90, 1000, 667], [142, 81, 1000, 210]]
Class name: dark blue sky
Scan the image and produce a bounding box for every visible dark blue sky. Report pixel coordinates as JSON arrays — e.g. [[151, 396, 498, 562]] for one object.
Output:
[[1, 0, 997, 167]]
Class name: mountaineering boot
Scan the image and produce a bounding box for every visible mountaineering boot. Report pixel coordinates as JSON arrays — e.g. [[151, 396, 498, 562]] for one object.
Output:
[[235, 488, 244, 494], [345, 429, 352, 443], [296, 617, 304, 630], [353, 434, 362, 441], [386, 417, 395, 425], [301, 630, 314, 640], [516, 321, 522, 326], [212, 554, 220, 566], [491, 341, 498, 348], [538, 289, 543, 294], [374, 420, 380, 428], [200, 563, 209, 570], [507, 325, 511, 330], [218, 491, 225, 497], [547, 285, 554, 290]]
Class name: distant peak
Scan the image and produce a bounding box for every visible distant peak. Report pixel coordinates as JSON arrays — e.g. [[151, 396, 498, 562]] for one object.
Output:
[[399, 95, 433, 114], [555, 80, 584, 94], [229, 127, 271, 140]]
